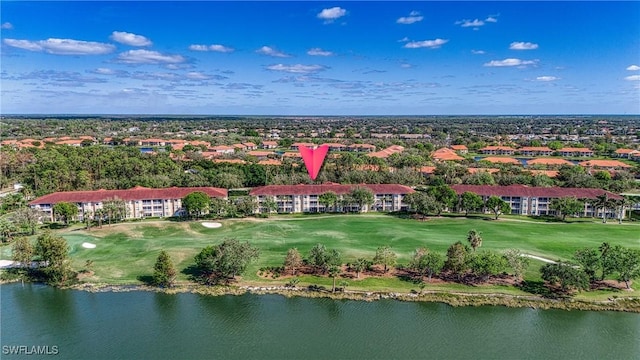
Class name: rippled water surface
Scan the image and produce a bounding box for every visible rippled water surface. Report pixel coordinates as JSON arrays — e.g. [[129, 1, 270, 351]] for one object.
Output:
[[1, 283, 639, 359]]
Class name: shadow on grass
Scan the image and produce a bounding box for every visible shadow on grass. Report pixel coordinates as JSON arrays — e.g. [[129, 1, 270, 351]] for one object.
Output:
[[137, 275, 154, 285], [518, 280, 559, 299], [181, 264, 200, 281]]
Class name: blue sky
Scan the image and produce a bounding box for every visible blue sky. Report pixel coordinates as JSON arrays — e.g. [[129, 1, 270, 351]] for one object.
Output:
[[1, 1, 639, 115]]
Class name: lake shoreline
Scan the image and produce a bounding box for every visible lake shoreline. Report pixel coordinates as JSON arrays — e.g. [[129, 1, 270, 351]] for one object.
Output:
[[57, 281, 640, 313]]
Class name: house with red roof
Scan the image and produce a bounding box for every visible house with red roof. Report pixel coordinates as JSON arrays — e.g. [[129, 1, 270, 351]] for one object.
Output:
[[29, 186, 228, 222], [526, 158, 574, 167], [249, 183, 414, 213], [479, 146, 516, 155], [615, 149, 640, 159], [451, 184, 622, 218], [518, 146, 553, 157], [432, 148, 464, 161], [578, 159, 633, 170], [261, 141, 278, 149], [450, 145, 468, 154], [558, 147, 594, 157]]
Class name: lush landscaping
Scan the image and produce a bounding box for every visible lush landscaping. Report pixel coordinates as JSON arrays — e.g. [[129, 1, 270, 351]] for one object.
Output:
[[2, 213, 638, 301]]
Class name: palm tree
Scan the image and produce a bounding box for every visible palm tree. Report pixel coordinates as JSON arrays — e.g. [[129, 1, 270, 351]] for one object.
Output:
[[593, 194, 612, 223], [328, 265, 341, 293]]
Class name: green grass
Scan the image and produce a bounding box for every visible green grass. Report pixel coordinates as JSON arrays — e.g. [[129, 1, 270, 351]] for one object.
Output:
[[2, 215, 639, 298]]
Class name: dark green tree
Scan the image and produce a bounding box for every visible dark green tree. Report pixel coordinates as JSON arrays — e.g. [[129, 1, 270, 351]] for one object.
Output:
[[194, 239, 260, 284], [12, 236, 33, 270], [34, 231, 72, 284], [469, 250, 508, 282], [409, 247, 444, 282], [351, 257, 371, 279], [348, 187, 375, 212], [52, 201, 78, 225], [373, 245, 397, 273], [485, 196, 511, 220], [153, 250, 177, 287], [318, 191, 338, 212], [573, 248, 601, 283], [550, 197, 584, 221], [460, 191, 483, 216], [444, 241, 470, 281], [182, 191, 211, 218], [541, 262, 589, 293]]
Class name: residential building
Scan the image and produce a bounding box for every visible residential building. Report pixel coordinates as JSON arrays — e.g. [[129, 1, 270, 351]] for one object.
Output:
[[29, 186, 228, 222], [290, 142, 315, 151], [450, 145, 468, 154], [615, 149, 640, 159], [261, 141, 278, 149], [479, 146, 516, 155], [518, 146, 553, 156], [432, 148, 464, 161], [368, 145, 404, 159], [209, 145, 235, 154], [451, 184, 622, 218], [348, 144, 376, 152], [249, 183, 414, 213], [578, 160, 633, 170], [558, 147, 594, 157], [526, 158, 574, 167]]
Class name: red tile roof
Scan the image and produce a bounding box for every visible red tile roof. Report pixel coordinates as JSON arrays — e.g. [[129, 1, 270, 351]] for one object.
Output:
[[258, 159, 282, 166], [432, 148, 464, 161], [450, 145, 468, 151], [30, 186, 228, 205], [615, 148, 639, 154], [450, 184, 622, 200], [519, 146, 552, 152], [578, 160, 633, 168], [526, 158, 574, 166], [250, 184, 415, 196], [527, 170, 559, 178]]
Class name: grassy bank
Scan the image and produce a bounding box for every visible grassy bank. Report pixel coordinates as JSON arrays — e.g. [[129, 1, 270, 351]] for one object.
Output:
[[2, 214, 639, 302]]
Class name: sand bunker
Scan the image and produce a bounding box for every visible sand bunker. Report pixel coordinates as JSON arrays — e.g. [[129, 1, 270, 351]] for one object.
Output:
[[201, 222, 222, 229], [82, 242, 97, 249]]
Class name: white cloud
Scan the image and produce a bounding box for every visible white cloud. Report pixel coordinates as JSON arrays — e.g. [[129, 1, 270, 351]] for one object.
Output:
[[116, 50, 186, 64], [317, 7, 346, 23], [400, 63, 412, 69], [110, 31, 152, 47], [307, 48, 333, 56], [4, 38, 115, 55], [185, 72, 211, 80], [397, 11, 423, 25], [256, 46, 290, 57], [266, 64, 327, 74], [626, 65, 640, 71], [93, 68, 117, 75], [535, 76, 559, 81], [398, 37, 410, 43], [625, 75, 640, 81], [1, 22, 13, 29], [485, 16, 498, 23], [484, 58, 537, 67], [404, 38, 448, 49], [458, 19, 484, 28], [510, 41, 539, 50], [471, 50, 486, 55], [189, 44, 234, 53]]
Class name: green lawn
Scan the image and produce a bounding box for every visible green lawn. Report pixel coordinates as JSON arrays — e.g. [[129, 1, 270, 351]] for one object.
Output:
[[2, 214, 639, 297]]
